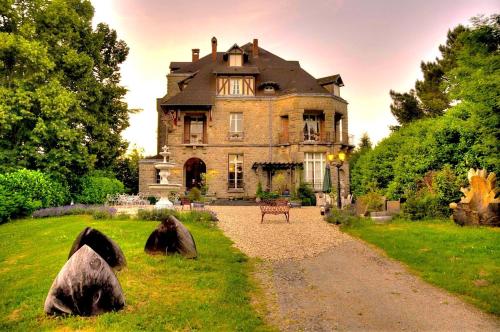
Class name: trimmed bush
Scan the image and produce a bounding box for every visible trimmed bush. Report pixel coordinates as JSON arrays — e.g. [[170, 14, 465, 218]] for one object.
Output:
[[77, 175, 125, 204], [187, 187, 202, 202], [297, 183, 316, 206], [0, 169, 70, 222]]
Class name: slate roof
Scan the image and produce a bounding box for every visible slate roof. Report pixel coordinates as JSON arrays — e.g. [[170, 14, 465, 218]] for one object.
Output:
[[160, 42, 345, 108]]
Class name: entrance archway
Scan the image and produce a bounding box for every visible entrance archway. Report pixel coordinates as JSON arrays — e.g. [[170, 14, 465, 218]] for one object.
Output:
[[184, 158, 206, 190]]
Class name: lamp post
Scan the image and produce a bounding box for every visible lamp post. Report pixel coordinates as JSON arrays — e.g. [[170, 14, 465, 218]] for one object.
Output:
[[327, 151, 346, 209]]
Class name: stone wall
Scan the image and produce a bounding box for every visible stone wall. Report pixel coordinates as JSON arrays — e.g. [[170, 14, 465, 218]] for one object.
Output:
[[141, 93, 352, 199]]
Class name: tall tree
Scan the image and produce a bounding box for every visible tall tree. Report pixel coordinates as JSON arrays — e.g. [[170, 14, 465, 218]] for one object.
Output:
[[0, 0, 130, 188], [415, 25, 468, 116], [389, 25, 469, 126], [389, 89, 424, 125], [359, 132, 372, 150]]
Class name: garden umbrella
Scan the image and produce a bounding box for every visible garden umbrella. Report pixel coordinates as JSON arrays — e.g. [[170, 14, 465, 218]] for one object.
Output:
[[322, 164, 332, 193]]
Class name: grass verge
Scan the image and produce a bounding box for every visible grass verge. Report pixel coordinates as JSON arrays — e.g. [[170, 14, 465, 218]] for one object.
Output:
[[0, 214, 272, 331], [340, 217, 500, 315]]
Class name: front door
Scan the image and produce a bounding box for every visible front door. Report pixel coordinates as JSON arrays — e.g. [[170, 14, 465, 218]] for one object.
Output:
[[184, 158, 206, 190]]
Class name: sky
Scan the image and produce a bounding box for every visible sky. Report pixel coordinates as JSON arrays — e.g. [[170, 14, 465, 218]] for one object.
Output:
[[90, 0, 499, 156]]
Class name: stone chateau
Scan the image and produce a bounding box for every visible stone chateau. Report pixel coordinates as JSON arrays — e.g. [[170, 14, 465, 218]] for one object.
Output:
[[139, 37, 354, 198]]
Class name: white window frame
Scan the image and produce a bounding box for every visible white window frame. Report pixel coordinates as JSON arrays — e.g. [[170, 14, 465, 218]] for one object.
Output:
[[230, 78, 242, 95], [229, 54, 242, 67], [303, 114, 321, 141], [230, 112, 243, 133], [304, 152, 325, 191], [228, 154, 244, 189]]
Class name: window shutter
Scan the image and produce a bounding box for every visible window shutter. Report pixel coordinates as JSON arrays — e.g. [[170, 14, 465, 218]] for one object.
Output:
[[184, 116, 191, 143], [320, 116, 325, 141]]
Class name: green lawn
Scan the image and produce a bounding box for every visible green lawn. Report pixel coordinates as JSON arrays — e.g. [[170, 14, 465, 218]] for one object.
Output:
[[342, 218, 500, 315], [0, 214, 272, 331]]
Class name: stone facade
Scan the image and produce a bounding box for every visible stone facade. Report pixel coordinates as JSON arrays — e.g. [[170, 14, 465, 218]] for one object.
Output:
[[139, 40, 354, 199]]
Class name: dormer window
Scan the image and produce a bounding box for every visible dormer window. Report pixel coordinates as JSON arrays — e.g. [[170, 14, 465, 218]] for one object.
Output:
[[229, 54, 242, 67], [264, 86, 275, 94]]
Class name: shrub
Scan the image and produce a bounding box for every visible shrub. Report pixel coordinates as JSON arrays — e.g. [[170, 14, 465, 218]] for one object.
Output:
[[256, 182, 263, 198], [260, 191, 280, 200], [403, 189, 448, 220], [92, 209, 115, 220], [326, 209, 365, 227], [77, 175, 125, 204], [357, 191, 384, 214], [184, 210, 218, 223], [297, 183, 316, 206], [0, 169, 70, 223], [187, 187, 202, 202], [137, 208, 179, 221], [147, 196, 158, 205], [32, 204, 117, 219]]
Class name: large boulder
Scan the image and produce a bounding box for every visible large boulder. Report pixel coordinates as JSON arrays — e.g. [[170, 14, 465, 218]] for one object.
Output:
[[68, 227, 126, 270], [44, 245, 125, 316], [145, 215, 197, 258]]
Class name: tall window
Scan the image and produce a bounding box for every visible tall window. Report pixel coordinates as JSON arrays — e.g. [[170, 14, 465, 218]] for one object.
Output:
[[190, 116, 204, 144], [228, 154, 244, 189], [303, 114, 321, 141], [184, 115, 206, 144], [230, 78, 242, 95], [229, 54, 242, 66], [304, 152, 325, 191], [230, 113, 243, 134]]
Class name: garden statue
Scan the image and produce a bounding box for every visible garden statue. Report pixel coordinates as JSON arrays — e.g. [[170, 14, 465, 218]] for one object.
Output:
[[450, 168, 499, 226], [44, 245, 125, 316], [144, 215, 197, 258], [148, 145, 181, 209], [68, 227, 126, 270]]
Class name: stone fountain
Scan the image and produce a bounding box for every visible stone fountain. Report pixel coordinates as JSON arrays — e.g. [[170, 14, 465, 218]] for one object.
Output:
[[148, 145, 181, 209]]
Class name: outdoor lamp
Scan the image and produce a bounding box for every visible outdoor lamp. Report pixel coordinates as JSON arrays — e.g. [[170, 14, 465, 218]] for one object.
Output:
[[327, 153, 334, 162], [338, 151, 346, 162]]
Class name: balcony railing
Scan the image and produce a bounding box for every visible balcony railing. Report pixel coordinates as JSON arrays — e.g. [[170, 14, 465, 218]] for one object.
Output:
[[302, 132, 331, 144], [337, 134, 355, 146]]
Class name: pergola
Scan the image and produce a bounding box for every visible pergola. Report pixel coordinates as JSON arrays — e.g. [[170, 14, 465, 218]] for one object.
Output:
[[251, 162, 303, 191]]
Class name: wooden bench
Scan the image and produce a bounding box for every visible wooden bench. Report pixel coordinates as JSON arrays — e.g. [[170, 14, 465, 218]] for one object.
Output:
[[260, 199, 290, 223]]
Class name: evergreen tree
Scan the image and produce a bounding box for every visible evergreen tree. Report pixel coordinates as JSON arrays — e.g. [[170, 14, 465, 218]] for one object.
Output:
[[389, 25, 469, 126], [415, 25, 468, 116], [359, 132, 372, 150], [389, 89, 424, 125]]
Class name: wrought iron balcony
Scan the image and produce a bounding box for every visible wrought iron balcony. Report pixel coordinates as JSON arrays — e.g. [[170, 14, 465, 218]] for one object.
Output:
[[302, 132, 332, 144]]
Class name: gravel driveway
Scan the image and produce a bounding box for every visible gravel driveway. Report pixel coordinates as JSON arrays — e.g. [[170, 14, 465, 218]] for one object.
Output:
[[213, 205, 500, 331], [212, 206, 348, 260]]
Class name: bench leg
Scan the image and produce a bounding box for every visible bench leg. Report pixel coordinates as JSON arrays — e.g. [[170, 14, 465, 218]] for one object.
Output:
[[261, 213, 264, 223], [285, 212, 289, 223]]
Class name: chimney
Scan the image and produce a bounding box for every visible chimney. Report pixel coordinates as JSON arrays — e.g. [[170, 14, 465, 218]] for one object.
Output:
[[211, 37, 217, 62], [253, 38, 259, 58], [192, 48, 199, 62]]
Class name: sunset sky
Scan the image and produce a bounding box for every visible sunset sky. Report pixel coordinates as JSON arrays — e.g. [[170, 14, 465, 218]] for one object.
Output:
[[90, 0, 499, 156]]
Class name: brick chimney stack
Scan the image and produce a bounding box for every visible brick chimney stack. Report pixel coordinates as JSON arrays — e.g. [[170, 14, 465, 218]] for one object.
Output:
[[253, 38, 259, 58], [211, 37, 217, 62], [192, 48, 200, 62]]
